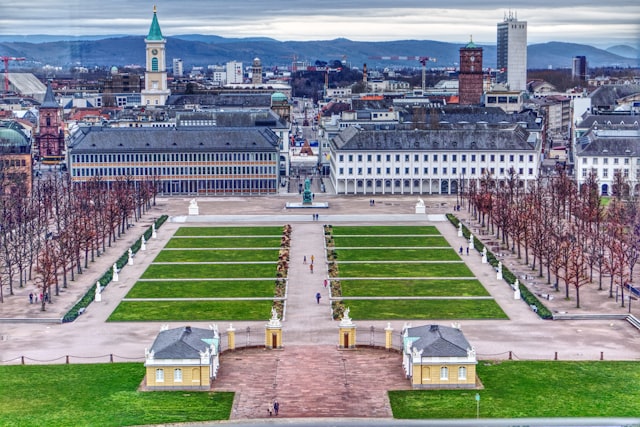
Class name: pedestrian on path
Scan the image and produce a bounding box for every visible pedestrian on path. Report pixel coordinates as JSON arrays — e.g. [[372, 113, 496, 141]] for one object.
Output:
[[303, 255, 307, 264], [273, 400, 280, 416], [267, 403, 273, 416], [311, 254, 315, 264], [324, 279, 328, 288], [310, 263, 314, 273], [29, 293, 33, 304], [316, 292, 321, 304], [459, 246, 463, 255], [466, 247, 469, 256]]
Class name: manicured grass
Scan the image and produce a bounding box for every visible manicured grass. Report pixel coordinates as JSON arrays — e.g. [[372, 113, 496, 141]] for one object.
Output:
[[389, 361, 640, 418], [332, 236, 450, 247], [337, 262, 473, 278], [174, 226, 283, 236], [331, 226, 440, 235], [335, 248, 459, 261], [0, 363, 233, 427], [141, 263, 276, 279], [165, 237, 282, 249], [126, 280, 276, 298], [154, 249, 279, 263], [339, 279, 489, 297], [340, 299, 507, 320], [109, 300, 273, 321]]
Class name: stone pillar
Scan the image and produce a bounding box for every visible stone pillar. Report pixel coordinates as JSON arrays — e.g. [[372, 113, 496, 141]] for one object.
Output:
[[338, 308, 356, 349], [384, 322, 394, 351], [265, 309, 283, 349], [227, 324, 236, 351]]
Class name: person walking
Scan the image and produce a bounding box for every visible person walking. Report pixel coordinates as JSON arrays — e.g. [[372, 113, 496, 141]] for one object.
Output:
[[273, 400, 280, 416], [459, 246, 463, 255], [316, 292, 321, 304], [29, 293, 33, 304], [267, 403, 273, 416], [303, 255, 307, 264], [311, 254, 315, 264], [310, 263, 314, 273]]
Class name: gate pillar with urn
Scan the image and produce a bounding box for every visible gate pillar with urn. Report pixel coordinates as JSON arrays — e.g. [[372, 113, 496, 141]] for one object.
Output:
[[338, 307, 356, 349], [265, 308, 283, 349]]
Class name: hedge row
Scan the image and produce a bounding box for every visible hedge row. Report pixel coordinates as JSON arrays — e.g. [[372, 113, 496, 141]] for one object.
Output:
[[446, 214, 552, 319], [62, 215, 169, 323]]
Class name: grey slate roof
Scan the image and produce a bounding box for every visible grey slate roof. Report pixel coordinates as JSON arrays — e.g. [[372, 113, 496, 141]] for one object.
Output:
[[40, 82, 59, 109], [406, 325, 471, 357], [576, 124, 640, 156], [150, 326, 212, 360], [167, 93, 272, 108], [331, 123, 535, 151], [176, 110, 287, 129], [576, 114, 640, 129], [589, 85, 640, 109], [69, 126, 279, 154]]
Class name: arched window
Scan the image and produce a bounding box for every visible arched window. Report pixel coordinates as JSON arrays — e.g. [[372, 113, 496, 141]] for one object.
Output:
[[440, 366, 448, 380], [458, 366, 467, 380], [151, 57, 159, 72], [174, 368, 182, 382], [155, 368, 164, 382]]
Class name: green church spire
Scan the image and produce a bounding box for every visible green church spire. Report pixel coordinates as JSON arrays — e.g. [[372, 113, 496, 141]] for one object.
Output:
[[146, 6, 163, 41]]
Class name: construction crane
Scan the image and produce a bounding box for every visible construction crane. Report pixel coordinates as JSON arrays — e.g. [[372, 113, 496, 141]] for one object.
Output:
[[1, 56, 26, 92], [368, 56, 437, 93]]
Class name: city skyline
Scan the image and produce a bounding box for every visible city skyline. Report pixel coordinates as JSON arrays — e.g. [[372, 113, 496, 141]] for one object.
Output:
[[0, 1, 638, 49]]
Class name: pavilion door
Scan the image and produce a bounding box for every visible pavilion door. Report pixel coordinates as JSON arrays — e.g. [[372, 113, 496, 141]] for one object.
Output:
[[343, 332, 349, 348], [272, 333, 277, 348]]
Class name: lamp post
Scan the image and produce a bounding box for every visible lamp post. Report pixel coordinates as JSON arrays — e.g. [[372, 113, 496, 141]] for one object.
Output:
[[475, 393, 480, 419]]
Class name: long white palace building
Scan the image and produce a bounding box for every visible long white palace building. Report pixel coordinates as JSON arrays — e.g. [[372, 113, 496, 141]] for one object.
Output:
[[329, 122, 541, 195]]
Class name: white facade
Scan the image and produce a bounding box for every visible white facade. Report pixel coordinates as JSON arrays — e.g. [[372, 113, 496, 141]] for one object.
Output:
[[497, 13, 527, 92], [226, 61, 244, 84], [329, 125, 541, 195], [172, 58, 184, 77], [575, 125, 640, 196]]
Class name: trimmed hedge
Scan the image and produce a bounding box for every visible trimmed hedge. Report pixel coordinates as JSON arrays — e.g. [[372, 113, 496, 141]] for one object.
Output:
[[62, 215, 169, 322], [446, 214, 552, 319]]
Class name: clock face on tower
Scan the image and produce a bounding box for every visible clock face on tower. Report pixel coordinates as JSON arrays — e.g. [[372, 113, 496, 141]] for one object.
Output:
[[151, 49, 158, 55]]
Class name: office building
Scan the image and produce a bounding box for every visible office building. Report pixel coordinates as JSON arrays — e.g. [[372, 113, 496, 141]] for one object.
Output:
[[572, 56, 587, 81], [173, 58, 184, 77], [226, 61, 244, 84], [497, 12, 527, 92]]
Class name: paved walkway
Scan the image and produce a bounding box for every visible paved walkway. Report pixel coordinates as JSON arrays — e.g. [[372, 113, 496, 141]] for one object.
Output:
[[2, 194, 640, 420]]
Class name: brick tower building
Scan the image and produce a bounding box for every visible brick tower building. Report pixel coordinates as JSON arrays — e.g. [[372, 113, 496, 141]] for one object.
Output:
[[35, 82, 65, 163], [458, 38, 483, 105]]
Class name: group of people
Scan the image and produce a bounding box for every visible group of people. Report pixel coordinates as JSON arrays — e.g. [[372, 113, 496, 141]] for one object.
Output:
[[267, 400, 280, 416], [28, 292, 48, 304], [458, 246, 470, 256], [303, 255, 322, 303], [369, 199, 376, 206], [311, 213, 319, 221]]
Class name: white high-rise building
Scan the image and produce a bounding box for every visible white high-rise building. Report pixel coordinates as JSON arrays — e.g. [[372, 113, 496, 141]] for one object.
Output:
[[226, 61, 244, 84], [172, 58, 184, 77], [497, 12, 527, 92]]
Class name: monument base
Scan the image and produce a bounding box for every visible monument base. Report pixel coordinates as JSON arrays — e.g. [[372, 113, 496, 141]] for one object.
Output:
[[285, 202, 329, 209]]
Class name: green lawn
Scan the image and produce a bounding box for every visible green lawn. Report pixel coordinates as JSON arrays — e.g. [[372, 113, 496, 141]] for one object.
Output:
[[126, 280, 276, 298], [339, 279, 489, 297], [335, 248, 459, 261], [331, 226, 440, 235], [141, 263, 276, 279], [337, 262, 473, 278], [0, 363, 233, 427], [174, 226, 283, 236], [339, 299, 507, 320], [390, 361, 640, 418], [153, 249, 279, 263], [165, 237, 282, 249], [109, 300, 273, 321], [332, 236, 450, 247]]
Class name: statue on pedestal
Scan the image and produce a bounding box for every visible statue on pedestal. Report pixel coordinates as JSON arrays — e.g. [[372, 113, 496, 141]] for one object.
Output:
[[112, 263, 119, 282], [128, 248, 133, 265], [302, 178, 313, 204]]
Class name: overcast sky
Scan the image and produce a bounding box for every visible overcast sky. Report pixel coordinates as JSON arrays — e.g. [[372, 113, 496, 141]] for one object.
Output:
[[0, 1, 639, 48]]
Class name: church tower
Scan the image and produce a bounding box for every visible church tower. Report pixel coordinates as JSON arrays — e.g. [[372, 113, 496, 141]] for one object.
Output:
[[141, 6, 170, 106], [36, 82, 65, 162], [458, 37, 483, 105]]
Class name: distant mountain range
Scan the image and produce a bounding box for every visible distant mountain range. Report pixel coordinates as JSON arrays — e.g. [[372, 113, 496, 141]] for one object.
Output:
[[0, 35, 637, 71]]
